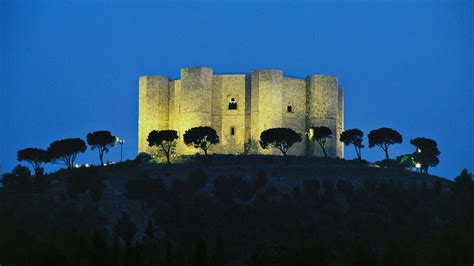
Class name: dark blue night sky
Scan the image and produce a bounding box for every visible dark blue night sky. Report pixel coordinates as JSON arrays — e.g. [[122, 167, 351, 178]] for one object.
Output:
[[1, 0, 472, 179]]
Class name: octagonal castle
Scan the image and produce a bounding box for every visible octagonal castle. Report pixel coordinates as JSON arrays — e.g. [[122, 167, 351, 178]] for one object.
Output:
[[138, 67, 344, 158]]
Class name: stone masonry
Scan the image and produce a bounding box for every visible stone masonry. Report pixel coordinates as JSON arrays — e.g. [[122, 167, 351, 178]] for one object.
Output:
[[138, 67, 344, 158]]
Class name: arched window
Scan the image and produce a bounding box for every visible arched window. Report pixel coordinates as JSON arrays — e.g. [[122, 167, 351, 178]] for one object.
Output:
[[228, 97, 237, 110], [287, 105, 293, 113], [230, 127, 235, 136]]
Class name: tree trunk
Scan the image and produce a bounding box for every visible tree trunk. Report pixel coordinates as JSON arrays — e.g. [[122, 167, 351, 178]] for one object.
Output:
[[384, 146, 390, 167], [99, 152, 104, 166], [318, 142, 327, 158]]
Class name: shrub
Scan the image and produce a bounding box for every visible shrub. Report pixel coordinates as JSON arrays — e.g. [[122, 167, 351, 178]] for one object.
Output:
[[171, 178, 194, 196], [302, 179, 320, 199], [213, 176, 234, 203], [253, 170, 268, 190], [125, 177, 166, 201], [188, 168, 209, 190], [266, 185, 280, 196]]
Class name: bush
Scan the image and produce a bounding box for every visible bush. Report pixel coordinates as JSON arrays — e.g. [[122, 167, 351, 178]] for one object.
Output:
[[266, 185, 280, 196], [1, 165, 33, 192], [134, 152, 153, 164], [67, 167, 104, 201], [235, 180, 255, 201], [302, 179, 320, 199], [188, 168, 209, 190], [213, 176, 234, 203], [125, 177, 166, 201], [253, 170, 268, 190]]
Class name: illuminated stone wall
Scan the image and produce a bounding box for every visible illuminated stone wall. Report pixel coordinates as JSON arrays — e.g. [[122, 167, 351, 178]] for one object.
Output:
[[306, 75, 340, 158], [138, 67, 344, 157]]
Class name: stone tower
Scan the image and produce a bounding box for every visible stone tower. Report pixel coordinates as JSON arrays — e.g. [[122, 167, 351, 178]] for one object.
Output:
[[138, 67, 344, 158]]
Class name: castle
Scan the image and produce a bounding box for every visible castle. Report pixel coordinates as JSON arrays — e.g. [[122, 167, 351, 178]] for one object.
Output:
[[138, 67, 344, 158]]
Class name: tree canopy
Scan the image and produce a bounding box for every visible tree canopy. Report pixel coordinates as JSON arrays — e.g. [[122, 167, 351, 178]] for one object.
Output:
[[410, 137, 440, 174], [86, 130, 117, 166], [368, 127, 402, 163], [48, 138, 87, 169], [339, 129, 364, 161], [147, 129, 179, 164], [259, 128, 302, 156], [309, 126, 332, 158], [183, 126, 219, 155], [17, 148, 49, 175]]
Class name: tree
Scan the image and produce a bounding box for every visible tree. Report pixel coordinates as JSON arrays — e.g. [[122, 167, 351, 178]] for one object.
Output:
[[452, 169, 473, 194], [183, 126, 219, 155], [86, 130, 117, 166], [213, 234, 227, 266], [145, 219, 154, 240], [17, 148, 50, 175], [194, 238, 208, 266], [48, 138, 87, 169], [396, 154, 416, 170], [147, 130, 178, 164], [259, 128, 302, 156], [410, 137, 440, 174], [113, 212, 137, 248], [368, 127, 402, 164], [339, 129, 364, 162], [308, 126, 332, 158], [1, 165, 33, 192]]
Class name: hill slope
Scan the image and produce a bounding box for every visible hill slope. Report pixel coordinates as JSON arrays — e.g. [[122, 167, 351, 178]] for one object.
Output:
[[0, 155, 472, 266]]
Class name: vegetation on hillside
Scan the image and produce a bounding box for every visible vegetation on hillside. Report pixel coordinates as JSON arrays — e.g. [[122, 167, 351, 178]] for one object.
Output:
[[0, 154, 472, 265]]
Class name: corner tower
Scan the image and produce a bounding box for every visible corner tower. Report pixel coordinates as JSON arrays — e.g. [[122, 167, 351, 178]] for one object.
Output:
[[138, 75, 169, 154]]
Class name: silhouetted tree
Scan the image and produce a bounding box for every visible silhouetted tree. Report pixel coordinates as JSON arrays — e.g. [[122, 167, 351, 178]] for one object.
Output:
[[213, 234, 226, 266], [410, 137, 440, 174], [17, 148, 50, 175], [183, 126, 219, 155], [322, 180, 335, 203], [47, 138, 87, 169], [1, 165, 33, 192], [452, 169, 473, 194], [91, 231, 106, 266], [166, 240, 173, 266], [336, 179, 354, 201], [188, 168, 209, 191], [147, 129, 179, 164], [302, 179, 321, 200], [86, 130, 117, 166], [67, 167, 104, 200], [253, 170, 268, 190], [309, 126, 332, 158], [259, 128, 302, 156], [194, 238, 208, 266], [368, 127, 402, 165], [113, 213, 137, 248], [396, 154, 416, 170], [145, 219, 154, 240], [433, 178, 442, 194], [339, 129, 364, 162], [213, 176, 234, 203]]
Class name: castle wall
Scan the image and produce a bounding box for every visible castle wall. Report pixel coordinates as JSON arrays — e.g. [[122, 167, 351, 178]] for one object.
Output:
[[250, 70, 283, 155], [306, 75, 339, 157], [282, 77, 307, 156], [138, 67, 344, 158], [178, 67, 213, 154], [138, 75, 169, 154], [337, 85, 344, 158], [213, 75, 247, 154]]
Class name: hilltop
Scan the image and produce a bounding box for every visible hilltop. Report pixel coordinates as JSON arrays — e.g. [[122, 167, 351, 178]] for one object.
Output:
[[0, 155, 472, 266]]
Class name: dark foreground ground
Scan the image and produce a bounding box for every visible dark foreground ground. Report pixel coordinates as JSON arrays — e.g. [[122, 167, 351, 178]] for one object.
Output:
[[0, 155, 472, 266]]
